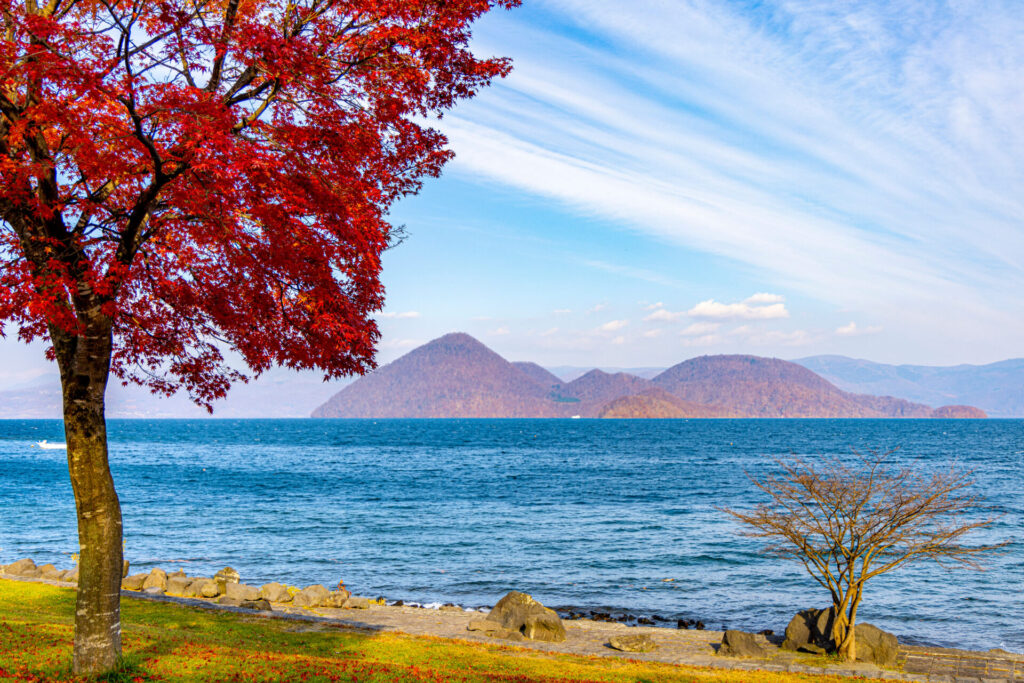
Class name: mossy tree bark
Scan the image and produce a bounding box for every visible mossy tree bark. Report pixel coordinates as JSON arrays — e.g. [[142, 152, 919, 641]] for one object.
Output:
[[52, 313, 123, 675]]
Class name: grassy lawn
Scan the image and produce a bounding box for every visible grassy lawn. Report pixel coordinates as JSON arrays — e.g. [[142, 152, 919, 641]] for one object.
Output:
[[0, 579, 884, 682]]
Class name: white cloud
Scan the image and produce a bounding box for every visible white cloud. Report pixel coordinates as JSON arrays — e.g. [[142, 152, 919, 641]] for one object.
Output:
[[588, 304, 607, 314], [611, 335, 626, 345], [643, 308, 685, 322], [377, 311, 421, 320], [643, 301, 664, 310], [599, 319, 629, 332], [491, 326, 510, 336], [688, 299, 789, 320], [642, 329, 663, 338], [540, 327, 559, 336], [681, 322, 721, 336], [836, 322, 883, 336]]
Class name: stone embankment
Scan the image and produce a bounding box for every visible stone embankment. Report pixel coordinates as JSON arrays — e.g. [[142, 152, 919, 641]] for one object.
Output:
[[2, 558, 1022, 682]]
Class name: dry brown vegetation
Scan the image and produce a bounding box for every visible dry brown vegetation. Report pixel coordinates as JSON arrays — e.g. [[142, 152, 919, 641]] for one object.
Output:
[[724, 450, 1006, 662]]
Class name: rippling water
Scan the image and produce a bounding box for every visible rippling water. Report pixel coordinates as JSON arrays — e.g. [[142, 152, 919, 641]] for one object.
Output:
[[1, 418, 1021, 651]]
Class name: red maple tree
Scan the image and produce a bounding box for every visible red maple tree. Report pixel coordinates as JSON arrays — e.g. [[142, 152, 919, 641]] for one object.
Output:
[[0, 0, 517, 673]]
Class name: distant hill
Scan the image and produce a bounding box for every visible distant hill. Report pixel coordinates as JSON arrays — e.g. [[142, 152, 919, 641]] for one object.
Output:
[[650, 355, 980, 418], [545, 366, 667, 381], [511, 362, 563, 390], [560, 369, 654, 405], [313, 335, 987, 419], [312, 333, 574, 418], [599, 388, 738, 418], [794, 355, 1024, 418]]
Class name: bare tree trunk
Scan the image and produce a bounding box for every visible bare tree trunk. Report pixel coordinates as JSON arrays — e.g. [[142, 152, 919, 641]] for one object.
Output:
[[54, 318, 123, 675]]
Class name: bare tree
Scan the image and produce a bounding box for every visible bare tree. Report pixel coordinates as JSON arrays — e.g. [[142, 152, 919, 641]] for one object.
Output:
[[724, 450, 1006, 662]]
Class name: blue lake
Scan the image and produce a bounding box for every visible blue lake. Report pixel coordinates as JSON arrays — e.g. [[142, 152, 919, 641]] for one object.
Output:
[[1, 418, 1021, 651]]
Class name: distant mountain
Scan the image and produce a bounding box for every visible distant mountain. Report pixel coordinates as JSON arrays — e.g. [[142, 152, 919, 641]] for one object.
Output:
[[511, 362, 563, 390], [313, 335, 986, 419], [545, 365, 666, 382], [598, 388, 738, 418], [794, 355, 1024, 418], [650, 355, 976, 418], [560, 369, 654, 405], [312, 333, 573, 418]]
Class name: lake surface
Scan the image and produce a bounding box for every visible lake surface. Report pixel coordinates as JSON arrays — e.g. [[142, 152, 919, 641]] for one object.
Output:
[[1, 418, 1021, 651]]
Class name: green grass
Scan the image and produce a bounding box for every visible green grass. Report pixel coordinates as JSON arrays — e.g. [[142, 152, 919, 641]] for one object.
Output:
[[0, 579, 886, 682]]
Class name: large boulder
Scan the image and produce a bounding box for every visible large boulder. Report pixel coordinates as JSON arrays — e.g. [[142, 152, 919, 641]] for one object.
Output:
[[854, 623, 898, 666], [166, 576, 192, 595], [38, 564, 61, 580], [121, 574, 148, 591], [240, 598, 272, 611], [608, 634, 658, 653], [342, 596, 371, 610], [486, 591, 566, 643], [198, 579, 221, 598], [782, 607, 836, 652], [214, 567, 240, 592], [225, 583, 259, 601], [259, 582, 291, 603], [323, 591, 351, 608], [182, 578, 210, 597], [292, 584, 330, 608], [718, 630, 768, 658], [5, 559, 41, 578], [143, 568, 168, 591]]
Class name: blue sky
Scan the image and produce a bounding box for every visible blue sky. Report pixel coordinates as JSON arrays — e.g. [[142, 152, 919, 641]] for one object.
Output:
[[3, 0, 1024, 389]]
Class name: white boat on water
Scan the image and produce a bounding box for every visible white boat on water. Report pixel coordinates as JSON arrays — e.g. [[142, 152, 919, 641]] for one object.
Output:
[[35, 440, 67, 450], [571, 415, 582, 419]]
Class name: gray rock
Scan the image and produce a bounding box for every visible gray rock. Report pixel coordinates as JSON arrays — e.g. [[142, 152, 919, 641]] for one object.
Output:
[[217, 596, 242, 607], [5, 558, 36, 576], [143, 568, 167, 591], [342, 597, 371, 610], [56, 569, 72, 582], [718, 630, 768, 658], [782, 607, 836, 652], [854, 623, 898, 666], [143, 586, 164, 595], [38, 564, 61, 580], [214, 567, 240, 592], [323, 590, 351, 608], [225, 583, 259, 601], [199, 579, 221, 598], [122, 560, 130, 578], [240, 599, 272, 611], [166, 576, 192, 595], [292, 584, 330, 608], [121, 574, 148, 591], [608, 634, 658, 653], [259, 582, 291, 603], [486, 591, 566, 643], [440, 605, 463, 612], [168, 569, 186, 580], [65, 567, 79, 584], [182, 578, 209, 598]]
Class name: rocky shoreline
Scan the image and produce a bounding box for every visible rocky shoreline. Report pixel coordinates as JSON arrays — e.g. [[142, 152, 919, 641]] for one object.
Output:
[[3, 557, 1022, 682]]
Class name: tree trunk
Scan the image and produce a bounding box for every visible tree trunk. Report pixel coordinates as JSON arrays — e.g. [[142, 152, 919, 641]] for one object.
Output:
[[54, 319, 123, 675]]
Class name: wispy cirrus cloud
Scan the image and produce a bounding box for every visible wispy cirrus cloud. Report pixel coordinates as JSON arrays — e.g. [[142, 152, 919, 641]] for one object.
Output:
[[447, 0, 1024, 355]]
